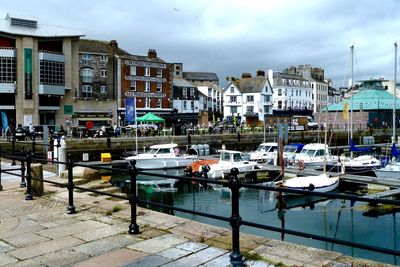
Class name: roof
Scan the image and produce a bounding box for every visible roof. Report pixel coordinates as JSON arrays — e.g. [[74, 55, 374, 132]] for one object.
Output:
[[274, 72, 307, 81], [183, 72, 219, 81], [123, 53, 166, 64], [173, 78, 195, 87], [327, 88, 400, 111], [0, 13, 84, 38], [236, 76, 268, 94], [79, 39, 130, 55]]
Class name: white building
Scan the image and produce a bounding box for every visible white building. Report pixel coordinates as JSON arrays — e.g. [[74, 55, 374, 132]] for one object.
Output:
[[223, 70, 273, 123], [268, 70, 312, 111]]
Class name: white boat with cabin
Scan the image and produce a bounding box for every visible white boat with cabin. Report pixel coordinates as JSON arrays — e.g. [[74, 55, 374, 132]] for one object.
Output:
[[199, 150, 258, 180], [294, 143, 337, 169], [249, 142, 278, 163], [124, 143, 198, 169]]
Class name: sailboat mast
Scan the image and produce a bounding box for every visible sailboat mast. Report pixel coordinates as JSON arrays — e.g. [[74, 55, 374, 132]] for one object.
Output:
[[350, 45, 354, 141], [393, 42, 397, 144]]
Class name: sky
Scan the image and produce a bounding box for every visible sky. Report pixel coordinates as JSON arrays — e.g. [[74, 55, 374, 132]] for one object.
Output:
[[3, 0, 400, 88]]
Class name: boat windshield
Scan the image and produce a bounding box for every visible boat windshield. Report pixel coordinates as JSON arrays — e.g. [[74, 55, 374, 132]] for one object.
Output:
[[233, 153, 244, 162], [256, 145, 273, 152], [284, 146, 297, 153], [300, 149, 317, 156], [147, 148, 159, 154]]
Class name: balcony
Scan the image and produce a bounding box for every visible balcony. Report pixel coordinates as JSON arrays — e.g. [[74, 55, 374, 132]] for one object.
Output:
[[38, 51, 64, 62], [0, 82, 16, 93], [38, 84, 65, 95], [0, 47, 15, 57]]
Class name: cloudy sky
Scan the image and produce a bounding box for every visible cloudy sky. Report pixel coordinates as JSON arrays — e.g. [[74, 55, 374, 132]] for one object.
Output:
[[3, 0, 400, 87]]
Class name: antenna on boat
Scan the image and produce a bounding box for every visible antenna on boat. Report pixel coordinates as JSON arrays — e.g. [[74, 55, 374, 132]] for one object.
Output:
[[350, 45, 354, 159], [393, 42, 397, 145]]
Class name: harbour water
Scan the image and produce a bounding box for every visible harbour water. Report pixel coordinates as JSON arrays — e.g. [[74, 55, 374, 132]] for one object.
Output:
[[111, 170, 400, 265]]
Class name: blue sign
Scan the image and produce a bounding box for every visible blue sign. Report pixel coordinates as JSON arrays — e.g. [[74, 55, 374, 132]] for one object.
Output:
[[125, 97, 136, 124]]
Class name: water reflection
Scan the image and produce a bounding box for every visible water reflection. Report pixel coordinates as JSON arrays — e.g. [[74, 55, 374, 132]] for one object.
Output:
[[110, 171, 399, 265]]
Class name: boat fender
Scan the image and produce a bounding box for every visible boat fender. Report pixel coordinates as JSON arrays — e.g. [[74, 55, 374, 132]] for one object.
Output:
[[308, 183, 315, 191], [298, 160, 305, 170]]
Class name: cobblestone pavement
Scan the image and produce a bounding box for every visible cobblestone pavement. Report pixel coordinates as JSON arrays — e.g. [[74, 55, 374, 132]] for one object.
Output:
[[0, 162, 395, 267]]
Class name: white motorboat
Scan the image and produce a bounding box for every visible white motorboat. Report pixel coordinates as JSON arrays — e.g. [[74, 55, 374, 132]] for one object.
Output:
[[277, 173, 340, 194], [195, 150, 258, 180], [374, 144, 400, 179], [293, 143, 337, 169], [124, 143, 198, 169], [249, 142, 278, 163], [328, 155, 381, 175]]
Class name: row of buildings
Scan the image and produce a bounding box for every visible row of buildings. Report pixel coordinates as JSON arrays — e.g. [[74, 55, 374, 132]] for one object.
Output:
[[3, 13, 394, 133]]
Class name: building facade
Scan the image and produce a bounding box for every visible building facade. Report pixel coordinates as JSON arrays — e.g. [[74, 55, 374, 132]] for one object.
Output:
[[0, 13, 83, 131], [223, 70, 273, 124]]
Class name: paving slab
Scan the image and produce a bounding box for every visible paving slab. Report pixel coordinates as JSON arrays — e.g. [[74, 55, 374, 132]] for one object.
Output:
[[157, 247, 194, 261], [198, 252, 231, 267], [168, 247, 227, 266], [31, 249, 89, 267], [73, 248, 148, 267], [127, 234, 188, 254], [73, 224, 126, 241], [0, 253, 19, 266], [2, 232, 50, 248], [123, 255, 171, 267], [7, 236, 84, 260], [73, 234, 141, 256], [176, 241, 208, 253], [37, 219, 110, 239], [0, 240, 14, 253]]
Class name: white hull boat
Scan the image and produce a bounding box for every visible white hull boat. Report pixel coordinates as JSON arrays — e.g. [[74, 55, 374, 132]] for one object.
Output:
[[125, 143, 198, 169], [277, 173, 340, 194], [374, 162, 400, 179], [294, 143, 337, 169]]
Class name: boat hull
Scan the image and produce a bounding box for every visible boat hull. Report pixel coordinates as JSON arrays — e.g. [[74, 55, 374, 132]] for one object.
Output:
[[125, 156, 198, 169]]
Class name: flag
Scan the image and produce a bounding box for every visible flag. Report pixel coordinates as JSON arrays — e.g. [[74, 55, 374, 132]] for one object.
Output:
[[125, 97, 136, 124], [343, 103, 349, 120], [258, 101, 265, 121]]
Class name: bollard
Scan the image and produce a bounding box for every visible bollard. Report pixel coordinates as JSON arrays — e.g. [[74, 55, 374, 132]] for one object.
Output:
[[20, 160, 26, 188], [128, 160, 139, 234], [25, 153, 33, 200], [11, 134, 16, 166], [228, 167, 243, 266], [66, 153, 76, 214]]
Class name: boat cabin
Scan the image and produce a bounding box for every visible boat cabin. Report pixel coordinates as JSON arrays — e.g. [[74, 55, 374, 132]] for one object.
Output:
[[219, 150, 246, 163]]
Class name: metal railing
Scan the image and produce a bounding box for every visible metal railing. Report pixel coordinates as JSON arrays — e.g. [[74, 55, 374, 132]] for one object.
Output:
[[0, 148, 399, 266]]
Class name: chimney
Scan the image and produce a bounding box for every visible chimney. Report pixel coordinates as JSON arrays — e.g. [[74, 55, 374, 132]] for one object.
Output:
[[109, 40, 118, 48], [148, 49, 157, 58], [241, 73, 252, 78], [256, 70, 265, 77]]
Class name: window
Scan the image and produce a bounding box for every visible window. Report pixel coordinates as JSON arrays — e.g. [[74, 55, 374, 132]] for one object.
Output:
[[230, 86, 234, 93], [157, 68, 162, 77], [100, 69, 107, 77], [100, 85, 107, 94], [130, 66, 136, 76], [190, 88, 195, 97], [145, 98, 150, 108], [230, 96, 237, 103], [100, 55, 108, 62], [39, 60, 65, 86], [246, 95, 254, 102], [81, 85, 92, 97], [130, 81, 136, 91], [183, 87, 187, 96], [145, 67, 150, 76], [278, 101, 282, 109], [156, 82, 162, 92], [0, 57, 16, 83], [156, 99, 162, 108], [183, 101, 187, 109], [81, 68, 93, 83], [145, 81, 150, 92], [81, 54, 92, 64], [231, 106, 237, 114], [246, 106, 253, 113], [278, 88, 282, 96]]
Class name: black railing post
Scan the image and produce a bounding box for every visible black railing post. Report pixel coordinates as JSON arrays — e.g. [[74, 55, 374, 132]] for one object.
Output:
[[67, 153, 76, 214], [25, 153, 33, 200], [228, 167, 243, 266], [20, 159, 26, 188], [11, 133, 16, 165], [128, 160, 139, 234]]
